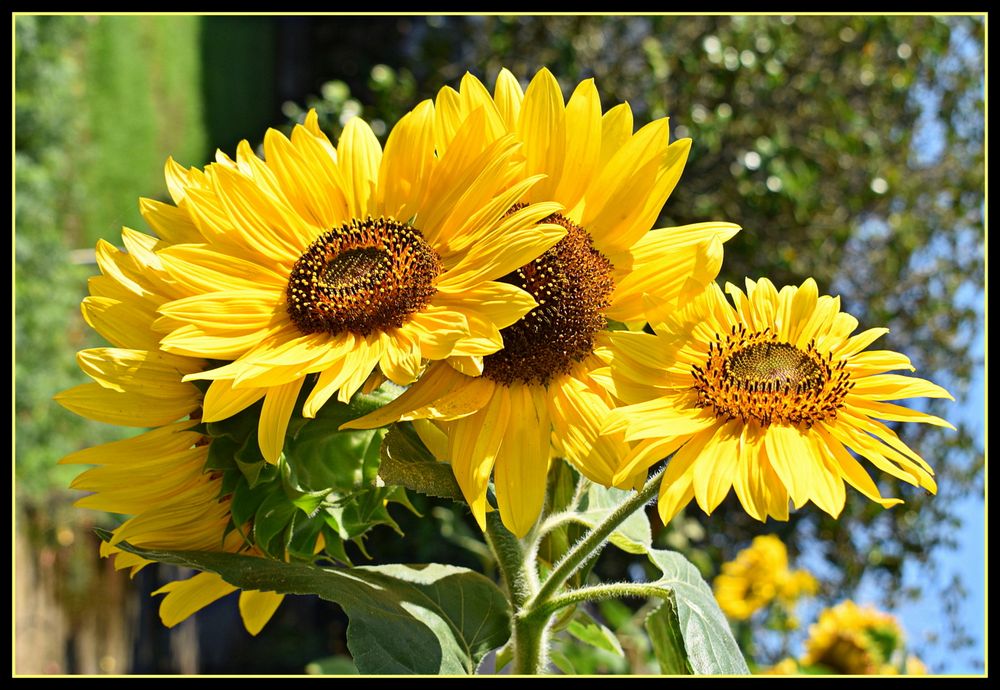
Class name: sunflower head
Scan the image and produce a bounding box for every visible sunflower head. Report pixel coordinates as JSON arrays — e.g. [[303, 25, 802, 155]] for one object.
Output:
[[54, 236, 285, 635], [599, 277, 954, 526], [150, 105, 568, 463], [285, 216, 442, 337], [712, 534, 817, 621], [802, 600, 907, 674]]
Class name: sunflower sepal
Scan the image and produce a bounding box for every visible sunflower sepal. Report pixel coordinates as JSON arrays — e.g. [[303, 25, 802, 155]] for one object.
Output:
[[376, 423, 466, 502]]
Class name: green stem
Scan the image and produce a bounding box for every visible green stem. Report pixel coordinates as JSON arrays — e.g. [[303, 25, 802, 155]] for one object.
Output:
[[485, 511, 535, 609], [526, 465, 665, 612], [529, 582, 660, 621], [485, 511, 547, 674]]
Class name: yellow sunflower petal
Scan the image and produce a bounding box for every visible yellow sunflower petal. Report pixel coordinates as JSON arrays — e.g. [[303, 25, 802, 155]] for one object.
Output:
[[519, 67, 567, 203], [552, 77, 602, 210], [379, 328, 424, 386], [656, 426, 720, 525], [612, 434, 696, 487], [343, 362, 489, 429], [549, 370, 630, 487], [583, 123, 688, 254], [762, 425, 815, 509], [433, 85, 464, 158], [154, 572, 237, 627], [238, 590, 285, 636], [849, 374, 954, 401], [54, 383, 199, 427], [730, 423, 770, 521], [493, 68, 524, 130], [603, 395, 718, 442], [494, 384, 551, 537], [400, 306, 470, 360], [820, 419, 936, 491], [691, 420, 742, 515], [140, 197, 203, 244], [813, 425, 904, 509], [336, 335, 385, 403], [598, 102, 634, 170], [446, 386, 512, 530], [202, 378, 267, 422], [258, 377, 305, 463], [337, 117, 383, 218], [458, 72, 507, 142], [376, 99, 435, 220], [607, 222, 740, 322], [76, 347, 202, 395], [82, 296, 160, 350], [844, 350, 916, 376], [59, 421, 199, 465], [844, 397, 955, 429]]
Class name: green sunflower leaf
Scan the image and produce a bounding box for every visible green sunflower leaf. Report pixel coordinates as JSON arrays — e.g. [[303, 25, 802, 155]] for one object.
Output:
[[642, 549, 748, 675], [569, 483, 653, 555], [644, 594, 694, 674], [99, 533, 512, 675], [376, 424, 465, 502], [305, 655, 359, 675], [253, 489, 297, 558], [567, 615, 625, 657]]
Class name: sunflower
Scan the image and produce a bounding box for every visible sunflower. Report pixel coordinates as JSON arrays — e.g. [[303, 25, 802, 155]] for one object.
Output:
[[151, 105, 566, 462], [345, 69, 739, 537], [55, 237, 284, 635], [712, 534, 817, 622], [801, 600, 909, 674], [595, 277, 952, 526]]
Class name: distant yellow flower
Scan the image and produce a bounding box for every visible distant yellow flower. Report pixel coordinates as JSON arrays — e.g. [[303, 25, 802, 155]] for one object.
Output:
[[151, 107, 565, 462], [713, 534, 817, 620], [346, 68, 738, 537], [597, 278, 952, 526], [759, 658, 800, 675], [55, 236, 283, 635], [802, 600, 908, 674]]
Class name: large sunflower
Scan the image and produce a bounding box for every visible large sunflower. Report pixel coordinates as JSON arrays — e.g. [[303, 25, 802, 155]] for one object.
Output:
[[151, 105, 566, 462], [55, 237, 284, 634], [346, 69, 739, 537], [595, 278, 951, 526]]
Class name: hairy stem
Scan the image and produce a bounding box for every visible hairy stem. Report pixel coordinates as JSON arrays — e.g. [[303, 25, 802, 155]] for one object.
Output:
[[526, 465, 665, 612], [485, 511, 547, 674]]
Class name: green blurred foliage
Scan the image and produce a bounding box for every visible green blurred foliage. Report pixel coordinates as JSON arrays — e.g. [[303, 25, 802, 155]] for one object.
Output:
[[16, 15, 111, 500], [15, 15, 208, 499]]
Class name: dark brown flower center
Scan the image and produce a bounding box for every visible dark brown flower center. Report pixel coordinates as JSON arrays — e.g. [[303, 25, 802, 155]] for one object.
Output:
[[483, 212, 615, 386], [286, 216, 441, 336], [691, 326, 853, 427]]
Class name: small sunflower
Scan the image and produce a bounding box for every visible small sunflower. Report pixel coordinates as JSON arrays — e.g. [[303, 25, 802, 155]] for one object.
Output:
[[596, 278, 952, 526], [801, 600, 909, 674], [55, 237, 284, 634], [346, 69, 739, 537], [151, 105, 566, 462], [713, 534, 818, 621]]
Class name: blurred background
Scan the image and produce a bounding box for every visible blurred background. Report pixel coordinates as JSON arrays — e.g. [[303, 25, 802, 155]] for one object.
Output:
[[14, 14, 984, 675]]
